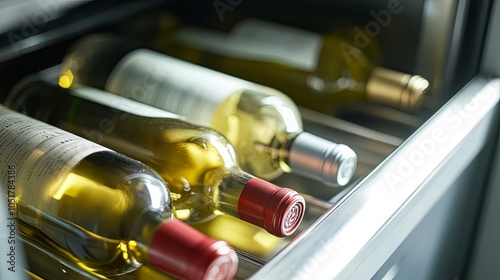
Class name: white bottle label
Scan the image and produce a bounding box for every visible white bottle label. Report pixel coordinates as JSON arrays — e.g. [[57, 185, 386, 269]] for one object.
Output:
[[175, 18, 323, 71], [0, 106, 109, 201], [106, 49, 256, 126], [71, 86, 186, 119]]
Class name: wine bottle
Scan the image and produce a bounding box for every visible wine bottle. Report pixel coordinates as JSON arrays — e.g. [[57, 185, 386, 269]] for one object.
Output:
[[153, 18, 429, 114], [6, 80, 306, 238], [58, 34, 358, 187], [0, 105, 238, 280]]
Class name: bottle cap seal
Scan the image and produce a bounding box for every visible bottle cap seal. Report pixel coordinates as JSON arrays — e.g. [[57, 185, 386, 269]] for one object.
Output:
[[238, 178, 305, 237], [366, 67, 429, 113], [149, 219, 238, 280], [289, 132, 357, 186]]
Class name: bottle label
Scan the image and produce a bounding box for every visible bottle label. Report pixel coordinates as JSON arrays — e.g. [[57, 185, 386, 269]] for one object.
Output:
[[175, 18, 323, 71], [71, 86, 186, 119], [0, 106, 109, 201], [106, 49, 256, 126]]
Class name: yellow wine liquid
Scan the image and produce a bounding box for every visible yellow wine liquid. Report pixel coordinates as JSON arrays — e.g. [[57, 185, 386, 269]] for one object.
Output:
[[0, 106, 170, 276], [163, 25, 371, 115], [13, 151, 169, 276], [64, 117, 248, 224]]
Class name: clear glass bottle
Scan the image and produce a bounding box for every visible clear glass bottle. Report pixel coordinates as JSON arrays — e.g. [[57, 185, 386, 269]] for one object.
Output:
[[157, 18, 430, 114], [58, 34, 358, 187], [0, 105, 238, 280], [7, 80, 306, 238]]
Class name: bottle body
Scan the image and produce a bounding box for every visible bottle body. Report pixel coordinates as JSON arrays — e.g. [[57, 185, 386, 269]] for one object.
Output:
[[0, 105, 170, 276], [59, 35, 357, 186], [101, 49, 303, 180], [8, 81, 306, 237], [156, 18, 428, 114], [163, 20, 371, 115]]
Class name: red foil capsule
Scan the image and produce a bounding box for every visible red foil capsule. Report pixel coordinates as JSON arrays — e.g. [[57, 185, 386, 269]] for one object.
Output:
[[149, 219, 238, 280], [238, 178, 306, 237]]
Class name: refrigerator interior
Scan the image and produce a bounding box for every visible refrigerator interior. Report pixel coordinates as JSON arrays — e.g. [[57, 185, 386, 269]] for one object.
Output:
[[0, 0, 498, 279]]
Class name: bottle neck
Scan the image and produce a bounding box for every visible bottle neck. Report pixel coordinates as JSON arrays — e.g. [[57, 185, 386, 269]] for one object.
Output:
[[365, 67, 429, 113], [125, 211, 166, 265], [214, 167, 305, 237], [207, 166, 306, 237], [136, 217, 239, 280], [214, 167, 254, 217], [287, 132, 357, 186]]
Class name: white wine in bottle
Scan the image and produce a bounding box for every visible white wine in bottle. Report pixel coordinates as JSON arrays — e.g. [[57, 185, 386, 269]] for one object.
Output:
[[160, 18, 430, 114], [58, 34, 358, 187], [7, 80, 306, 238], [0, 105, 238, 280]]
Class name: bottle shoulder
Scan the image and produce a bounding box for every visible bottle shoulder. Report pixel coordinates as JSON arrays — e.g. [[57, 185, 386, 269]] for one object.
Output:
[[238, 87, 303, 132], [74, 150, 172, 219]]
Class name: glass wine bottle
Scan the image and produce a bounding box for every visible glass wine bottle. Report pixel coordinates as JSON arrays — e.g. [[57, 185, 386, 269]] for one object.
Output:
[[6, 80, 306, 238], [0, 105, 238, 280], [58, 34, 358, 187], [157, 18, 430, 114]]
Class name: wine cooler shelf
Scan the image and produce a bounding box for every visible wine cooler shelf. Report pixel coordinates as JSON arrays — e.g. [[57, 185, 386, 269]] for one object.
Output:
[[5, 66, 411, 280], [13, 98, 406, 280]]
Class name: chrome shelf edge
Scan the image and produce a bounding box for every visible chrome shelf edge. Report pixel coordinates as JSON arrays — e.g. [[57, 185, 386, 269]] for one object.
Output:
[[250, 76, 500, 280]]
